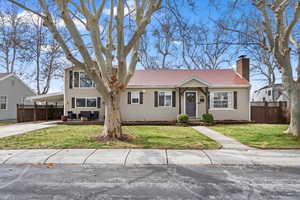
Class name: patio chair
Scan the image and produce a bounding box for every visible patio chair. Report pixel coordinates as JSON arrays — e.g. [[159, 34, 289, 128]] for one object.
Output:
[[91, 111, 99, 120], [67, 111, 77, 120], [80, 111, 91, 120]]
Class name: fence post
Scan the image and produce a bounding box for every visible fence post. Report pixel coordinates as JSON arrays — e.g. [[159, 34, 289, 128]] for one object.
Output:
[[45, 102, 48, 121], [34, 102, 37, 121], [22, 103, 25, 122], [55, 102, 58, 119], [278, 101, 285, 123], [264, 101, 268, 122], [16, 104, 19, 122]]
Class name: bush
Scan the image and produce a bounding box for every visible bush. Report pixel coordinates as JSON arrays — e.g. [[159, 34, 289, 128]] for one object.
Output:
[[202, 113, 214, 123], [177, 114, 189, 123]]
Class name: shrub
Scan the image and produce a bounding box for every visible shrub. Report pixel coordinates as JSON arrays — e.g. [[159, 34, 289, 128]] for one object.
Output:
[[202, 113, 214, 123], [177, 114, 189, 123]]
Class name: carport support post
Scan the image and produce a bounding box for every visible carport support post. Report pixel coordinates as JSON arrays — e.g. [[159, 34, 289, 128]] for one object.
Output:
[[34, 102, 37, 121]]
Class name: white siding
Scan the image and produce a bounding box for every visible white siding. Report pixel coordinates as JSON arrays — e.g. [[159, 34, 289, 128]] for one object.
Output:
[[0, 76, 35, 120]]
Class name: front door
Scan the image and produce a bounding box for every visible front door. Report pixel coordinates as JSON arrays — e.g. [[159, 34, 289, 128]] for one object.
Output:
[[185, 92, 197, 117]]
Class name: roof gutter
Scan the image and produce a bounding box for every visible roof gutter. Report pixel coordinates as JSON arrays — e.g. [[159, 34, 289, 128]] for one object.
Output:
[[127, 84, 251, 89]]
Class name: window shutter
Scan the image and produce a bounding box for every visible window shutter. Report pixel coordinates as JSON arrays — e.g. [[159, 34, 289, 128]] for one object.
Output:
[[234, 91, 238, 109], [207, 92, 210, 109], [72, 97, 75, 108], [128, 92, 131, 104], [172, 91, 176, 107], [97, 97, 101, 108], [69, 70, 73, 89], [154, 91, 158, 107], [139, 92, 143, 104]]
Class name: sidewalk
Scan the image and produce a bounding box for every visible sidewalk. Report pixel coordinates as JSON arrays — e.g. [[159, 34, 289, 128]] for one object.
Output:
[[0, 121, 58, 138], [1, 148, 299, 167], [193, 126, 254, 150]]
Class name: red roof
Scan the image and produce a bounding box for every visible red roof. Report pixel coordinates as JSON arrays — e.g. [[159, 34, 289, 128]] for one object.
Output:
[[128, 69, 250, 87], [0, 73, 9, 79]]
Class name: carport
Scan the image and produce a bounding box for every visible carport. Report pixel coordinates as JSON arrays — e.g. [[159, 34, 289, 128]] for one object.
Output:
[[17, 92, 64, 122]]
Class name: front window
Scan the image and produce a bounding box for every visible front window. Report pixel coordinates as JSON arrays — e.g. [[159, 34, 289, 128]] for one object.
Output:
[[73, 71, 95, 88], [0, 96, 7, 110], [76, 97, 97, 108], [212, 92, 233, 109], [159, 91, 172, 107], [76, 98, 86, 107], [87, 98, 97, 107], [131, 92, 139, 104]]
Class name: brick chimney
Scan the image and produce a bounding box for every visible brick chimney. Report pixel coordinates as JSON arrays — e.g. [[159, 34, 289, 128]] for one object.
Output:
[[236, 55, 250, 81]]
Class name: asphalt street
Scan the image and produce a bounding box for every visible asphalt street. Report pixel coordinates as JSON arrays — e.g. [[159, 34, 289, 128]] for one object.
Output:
[[0, 164, 299, 200]]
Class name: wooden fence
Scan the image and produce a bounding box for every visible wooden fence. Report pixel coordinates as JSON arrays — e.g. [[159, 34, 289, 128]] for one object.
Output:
[[17, 103, 64, 123], [251, 101, 289, 124]]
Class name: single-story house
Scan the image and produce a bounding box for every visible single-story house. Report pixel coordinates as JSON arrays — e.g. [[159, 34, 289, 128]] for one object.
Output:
[[0, 73, 35, 121], [62, 56, 251, 122]]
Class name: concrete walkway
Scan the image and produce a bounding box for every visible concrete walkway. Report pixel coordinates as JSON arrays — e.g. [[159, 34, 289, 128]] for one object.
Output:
[[0, 149, 300, 167], [0, 121, 58, 138], [193, 126, 253, 150]]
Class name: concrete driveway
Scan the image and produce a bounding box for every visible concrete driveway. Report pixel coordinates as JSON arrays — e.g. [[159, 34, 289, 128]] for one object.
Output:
[[0, 121, 58, 139]]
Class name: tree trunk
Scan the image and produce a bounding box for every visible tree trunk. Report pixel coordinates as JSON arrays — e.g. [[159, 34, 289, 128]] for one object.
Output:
[[285, 87, 300, 137], [101, 93, 123, 139]]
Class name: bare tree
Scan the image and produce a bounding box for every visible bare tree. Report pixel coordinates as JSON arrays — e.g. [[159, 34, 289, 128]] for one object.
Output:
[[247, 45, 278, 87], [138, 32, 159, 69], [26, 12, 65, 95], [253, 0, 300, 136], [0, 5, 29, 74], [181, 24, 236, 69], [9, 0, 162, 140], [152, 9, 179, 69], [138, 0, 199, 70]]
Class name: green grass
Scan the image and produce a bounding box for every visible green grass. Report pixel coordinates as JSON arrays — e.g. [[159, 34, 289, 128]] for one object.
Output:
[[0, 121, 16, 126], [210, 124, 300, 149], [0, 125, 221, 150]]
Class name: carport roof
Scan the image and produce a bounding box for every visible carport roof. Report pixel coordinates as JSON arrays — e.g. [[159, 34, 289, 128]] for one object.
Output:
[[27, 92, 64, 103]]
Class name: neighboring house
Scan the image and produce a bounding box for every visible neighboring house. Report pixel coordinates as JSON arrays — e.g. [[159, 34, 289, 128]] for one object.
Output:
[[0, 73, 35, 121], [252, 83, 289, 103], [63, 56, 251, 122]]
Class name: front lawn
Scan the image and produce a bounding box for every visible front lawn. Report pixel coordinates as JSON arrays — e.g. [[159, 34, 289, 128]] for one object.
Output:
[[0, 125, 220, 150], [210, 124, 300, 149], [0, 121, 16, 126]]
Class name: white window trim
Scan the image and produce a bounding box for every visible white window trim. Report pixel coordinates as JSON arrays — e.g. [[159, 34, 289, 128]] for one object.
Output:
[[75, 97, 97, 108], [0, 96, 8, 111], [73, 70, 95, 89], [131, 91, 140, 104], [158, 91, 172, 107], [210, 91, 234, 111], [183, 91, 198, 118]]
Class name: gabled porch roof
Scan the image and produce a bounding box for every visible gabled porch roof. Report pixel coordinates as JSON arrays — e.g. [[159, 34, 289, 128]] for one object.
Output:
[[175, 76, 210, 88]]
